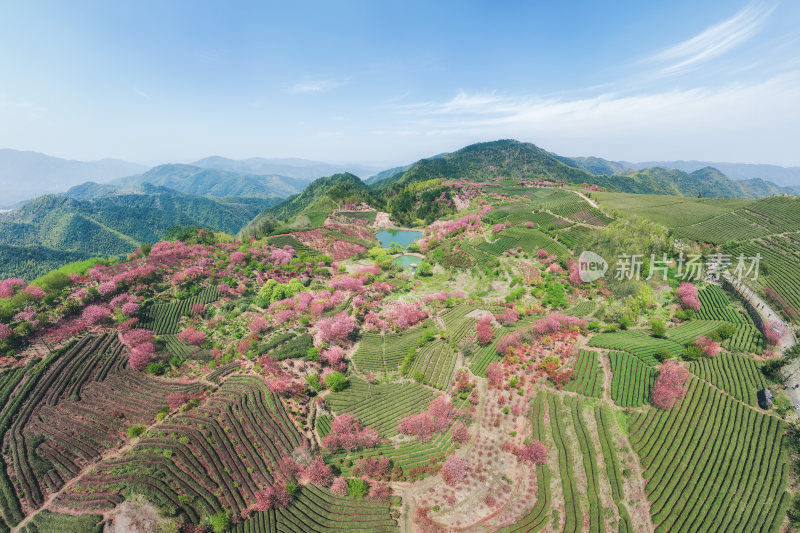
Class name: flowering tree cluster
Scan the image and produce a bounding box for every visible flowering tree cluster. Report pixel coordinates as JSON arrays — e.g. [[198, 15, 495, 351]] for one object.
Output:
[[476, 317, 494, 344], [677, 282, 701, 311], [491, 223, 506, 234], [651, 360, 690, 409], [398, 396, 461, 442], [82, 305, 111, 325], [451, 421, 470, 444], [230, 251, 248, 264], [418, 212, 485, 251], [695, 336, 720, 357], [314, 312, 357, 346], [363, 303, 428, 332], [330, 477, 348, 495], [321, 414, 380, 452], [532, 313, 585, 336], [486, 362, 504, 388], [253, 482, 292, 510], [248, 316, 269, 335], [567, 258, 582, 285], [269, 246, 296, 266], [178, 327, 206, 346], [0, 323, 12, 340], [495, 307, 519, 325], [167, 393, 190, 410], [368, 482, 391, 501], [0, 278, 26, 298], [122, 328, 156, 371], [763, 320, 785, 346], [23, 285, 46, 300], [329, 275, 364, 292], [352, 456, 390, 479], [319, 346, 347, 372], [496, 332, 521, 356], [440, 454, 468, 486], [514, 440, 548, 464], [303, 457, 332, 486]]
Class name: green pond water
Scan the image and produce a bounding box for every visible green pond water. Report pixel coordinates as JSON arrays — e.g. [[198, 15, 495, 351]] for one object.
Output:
[[393, 254, 421, 269], [375, 229, 423, 249]]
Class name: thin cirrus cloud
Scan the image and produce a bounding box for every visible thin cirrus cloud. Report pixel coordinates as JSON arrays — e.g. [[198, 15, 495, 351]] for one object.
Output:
[[643, 1, 776, 75], [288, 79, 343, 94]]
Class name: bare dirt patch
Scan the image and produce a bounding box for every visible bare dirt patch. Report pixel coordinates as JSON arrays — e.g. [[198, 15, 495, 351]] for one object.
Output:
[[104, 495, 176, 533]]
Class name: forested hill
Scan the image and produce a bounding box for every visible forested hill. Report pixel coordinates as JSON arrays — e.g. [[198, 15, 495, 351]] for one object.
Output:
[[0, 187, 276, 279], [112, 163, 308, 199], [370, 139, 794, 199], [240, 173, 377, 238]]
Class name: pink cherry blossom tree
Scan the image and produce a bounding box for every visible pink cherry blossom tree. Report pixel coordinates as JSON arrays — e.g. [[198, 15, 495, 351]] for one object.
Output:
[[178, 327, 206, 346], [651, 360, 690, 409], [476, 317, 494, 345], [303, 457, 332, 486], [441, 454, 468, 486], [487, 362, 504, 388], [677, 282, 701, 311]]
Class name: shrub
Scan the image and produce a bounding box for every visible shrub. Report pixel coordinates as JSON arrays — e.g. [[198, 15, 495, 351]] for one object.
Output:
[[127, 424, 146, 439], [347, 478, 369, 498], [650, 318, 666, 338], [204, 511, 230, 533], [325, 371, 348, 392], [145, 362, 165, 375]]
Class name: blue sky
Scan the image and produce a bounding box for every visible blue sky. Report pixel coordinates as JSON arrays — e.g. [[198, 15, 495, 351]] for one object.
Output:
[[1, 0, 798, 167]]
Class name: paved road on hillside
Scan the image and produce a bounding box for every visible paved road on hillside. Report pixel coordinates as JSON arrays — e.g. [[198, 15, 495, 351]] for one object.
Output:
[[723, 274, 798, 412]]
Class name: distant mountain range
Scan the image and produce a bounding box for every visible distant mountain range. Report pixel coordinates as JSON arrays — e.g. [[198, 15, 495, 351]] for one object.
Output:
[[619, 160, 800, 188], [3, 140, 800, 280], [191, 155, 384, 181], [0, 149, 147, 207], [0, 150, 387, 208]]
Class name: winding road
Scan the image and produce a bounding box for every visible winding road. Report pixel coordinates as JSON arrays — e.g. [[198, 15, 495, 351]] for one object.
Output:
[[723, 273, 799, 413]]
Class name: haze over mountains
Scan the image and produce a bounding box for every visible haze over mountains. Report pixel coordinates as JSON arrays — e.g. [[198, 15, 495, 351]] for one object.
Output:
[[0, 149, 386, 208], [2, 139, 800, 280], [0, 149, 147, 206]]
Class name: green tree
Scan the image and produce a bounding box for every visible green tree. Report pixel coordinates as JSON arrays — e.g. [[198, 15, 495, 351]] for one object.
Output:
[[325, 371, 349, 392], [650, 318, 667, 338]]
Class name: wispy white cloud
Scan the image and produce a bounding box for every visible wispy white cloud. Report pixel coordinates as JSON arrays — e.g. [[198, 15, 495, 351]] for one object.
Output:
[[391, 71, 800, 163], [288, 79, 343, 94], [645, 1, 776, 74]]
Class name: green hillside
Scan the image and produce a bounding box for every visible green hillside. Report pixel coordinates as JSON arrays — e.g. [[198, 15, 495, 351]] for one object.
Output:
[[114, 163, 308, 199], [240, 172, 377, 237], [0, 188, 276, 279]]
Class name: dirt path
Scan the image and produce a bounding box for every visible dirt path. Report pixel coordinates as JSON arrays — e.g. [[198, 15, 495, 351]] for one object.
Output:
[[572, 190, 600, 209], [11, 401, 188, 532]]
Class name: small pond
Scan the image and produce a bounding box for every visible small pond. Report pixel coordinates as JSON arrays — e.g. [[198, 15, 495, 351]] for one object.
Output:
[[375, 229, 423, 249], [393, 254, 420, 270]]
